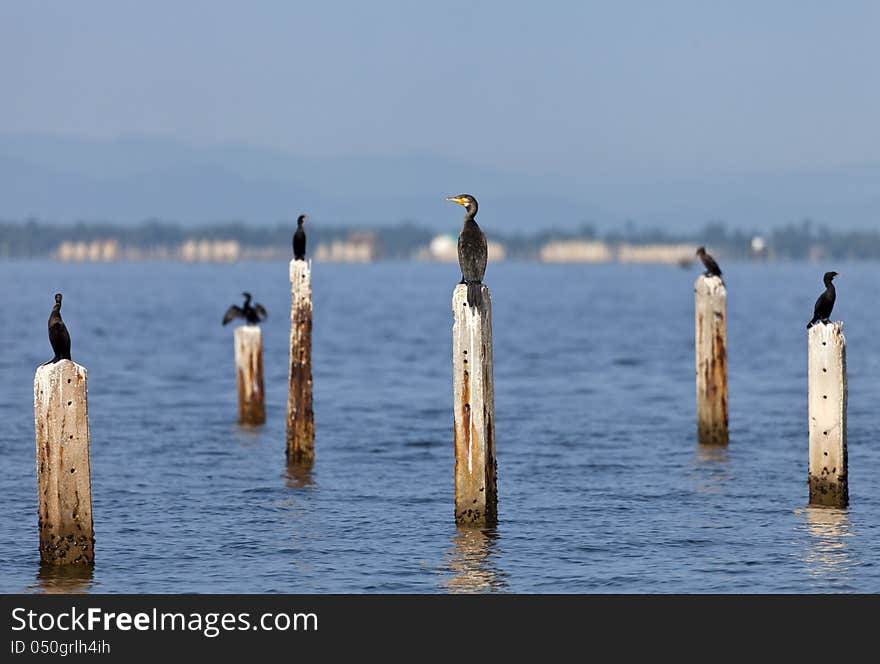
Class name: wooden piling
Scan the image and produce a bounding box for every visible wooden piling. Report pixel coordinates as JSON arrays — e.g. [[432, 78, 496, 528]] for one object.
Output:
[[234, 326, 265, 425], [452, 283, 497, 526], [34, 360, 94, 566], [695, 274, 729, 445], [287, 259, 314, 461], [808, 322, 848, 507]]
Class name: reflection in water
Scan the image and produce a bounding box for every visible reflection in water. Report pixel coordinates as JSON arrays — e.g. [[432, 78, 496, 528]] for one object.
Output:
[[285, 460, 315, 489], [232, 424, 262, 446], [439, 528, 508, 593], [30, 564, 94, 594], [690, 445, 731, 496], [802, 507, 854, 582]]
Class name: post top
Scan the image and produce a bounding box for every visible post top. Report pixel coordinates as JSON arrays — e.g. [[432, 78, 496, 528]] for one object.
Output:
[[453, 283, 490, 294], [694, 273, 726, 294], [808, 320, 845, 342], [234, 324, 262, 337], [452, 283, 492, 314], [34, 360, 87, 389], [35, 359, 86, 376], [289, 258, 312, 280]]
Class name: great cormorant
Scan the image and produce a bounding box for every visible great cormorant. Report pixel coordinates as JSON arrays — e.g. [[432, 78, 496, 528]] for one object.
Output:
[[446, 194, 487, 308], [223, 292, 268, 326], [808, 271, 838, 328], [696, 246, 722, 277], [46, 293, 71, 363], [293, 214, 308, 260]]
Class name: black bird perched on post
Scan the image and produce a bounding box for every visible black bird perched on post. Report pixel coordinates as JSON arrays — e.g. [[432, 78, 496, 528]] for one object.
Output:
[[446, 194, 487, 308], [292, 214, 309, 260], [807, 271, 838, 328], [223, 292, 268, 326], [46, 293, 71, 364], [696, 246, 723, 278]]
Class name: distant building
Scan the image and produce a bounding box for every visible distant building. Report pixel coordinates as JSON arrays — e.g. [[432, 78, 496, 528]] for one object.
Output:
[[56, 239, 119, 262], [808, 244, 828, 262], [418, 234, 506, 262], [179, 239, 240, 262], [539, 240, 613, 263], [617, 243, 698, 265], [314, 232, 378, 262], [750, 235, 768, 260]]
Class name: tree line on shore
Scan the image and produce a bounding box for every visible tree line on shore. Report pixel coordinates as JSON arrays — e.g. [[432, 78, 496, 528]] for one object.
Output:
[[2, 217, 879, 260]]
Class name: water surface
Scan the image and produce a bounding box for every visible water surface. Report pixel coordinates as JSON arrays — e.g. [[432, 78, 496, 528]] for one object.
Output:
[[1, 261, 878, 592]]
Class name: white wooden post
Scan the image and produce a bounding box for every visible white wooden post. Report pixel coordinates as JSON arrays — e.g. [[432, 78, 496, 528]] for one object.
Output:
[[452, 284, 497, 526], [234, 326, 265, 425], [34, 360, 94, 565], [695, 275, 729, 445], [808, 322, 848, 507], [287, 259, 314, 461]]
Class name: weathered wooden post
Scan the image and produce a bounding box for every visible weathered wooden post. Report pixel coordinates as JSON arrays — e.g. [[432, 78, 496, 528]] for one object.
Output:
[[234, 326, 265, 425], [34, 360, 94, 566], [287, 259, 314, 461], [695, 274, 728, 445], [808, 322, 848, 507], [453, 283, 497, 526]]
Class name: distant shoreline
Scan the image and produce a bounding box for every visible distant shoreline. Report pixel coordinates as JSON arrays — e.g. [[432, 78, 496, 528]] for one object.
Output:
[[1, 218, 875, 261]]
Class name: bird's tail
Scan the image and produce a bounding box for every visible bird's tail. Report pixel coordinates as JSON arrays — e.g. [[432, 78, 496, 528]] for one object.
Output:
[[467, 282, 483, 309]]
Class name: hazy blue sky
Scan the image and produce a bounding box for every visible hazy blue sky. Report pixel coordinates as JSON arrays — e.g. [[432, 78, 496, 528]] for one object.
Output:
[[3, 1, 879, 182]]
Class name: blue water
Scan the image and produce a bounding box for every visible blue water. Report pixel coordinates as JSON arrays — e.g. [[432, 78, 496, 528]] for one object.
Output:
[[1, 260, 879, 593]]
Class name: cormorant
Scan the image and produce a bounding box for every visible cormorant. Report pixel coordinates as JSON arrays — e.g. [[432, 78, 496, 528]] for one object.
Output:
[[46, 293, 71, 364], [223, 292, 268, 326], [446, 194, 487, 308], [293, 214, 309, 260], [808, 271, 838, 328], [696, 246, 722, 277]]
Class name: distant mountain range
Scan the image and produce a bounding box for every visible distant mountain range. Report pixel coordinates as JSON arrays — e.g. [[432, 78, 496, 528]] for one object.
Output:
[[1, 134, 878, 231]]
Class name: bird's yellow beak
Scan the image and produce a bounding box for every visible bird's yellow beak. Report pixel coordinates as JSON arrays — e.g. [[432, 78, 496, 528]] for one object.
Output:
[[446, 196, 465, 206]]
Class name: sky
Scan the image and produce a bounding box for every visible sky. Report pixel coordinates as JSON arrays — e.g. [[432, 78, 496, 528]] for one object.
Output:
[[1, 2, 879, 228]]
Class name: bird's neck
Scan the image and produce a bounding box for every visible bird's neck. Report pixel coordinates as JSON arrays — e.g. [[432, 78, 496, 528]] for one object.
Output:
[[463, 212, 478, 227], [51, 304, 61, 315]]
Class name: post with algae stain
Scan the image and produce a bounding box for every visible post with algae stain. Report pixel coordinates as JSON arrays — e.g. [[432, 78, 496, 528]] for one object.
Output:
[[34, 360, 94, 565], [234, 326, 266, 425], [287, 259, 314, 461], [695, 274, 729, 445], [808, 322, 848, 507], [452, 283, 497, 526]]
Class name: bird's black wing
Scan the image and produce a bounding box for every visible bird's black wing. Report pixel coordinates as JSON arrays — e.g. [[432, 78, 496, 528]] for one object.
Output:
[[702, 253, 722, 276], [817, 290, 835, 319], [223, 305, 244, 325], [293, 229, 306, 260], [49, 321, 71, 360], [254, 303, 268, 320], [458, 223, 488, 283], [810, 291, 833, 326], [477, 232, 488, 280], [458, 222, 488, 308], [812, 294, 824, 321]]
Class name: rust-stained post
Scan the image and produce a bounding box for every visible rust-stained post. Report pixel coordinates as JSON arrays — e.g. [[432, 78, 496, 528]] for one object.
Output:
[[695, 274, 728, 445], [452, 283, 496, 526], [234, 326, 265, 425], [34, 360, 94, 566], [808, 322, 848, 507], [287, 259, 314, 461]]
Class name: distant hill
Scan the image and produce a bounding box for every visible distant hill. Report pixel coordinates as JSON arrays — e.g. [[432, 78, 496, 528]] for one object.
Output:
[[1, 134, 878, 231]]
